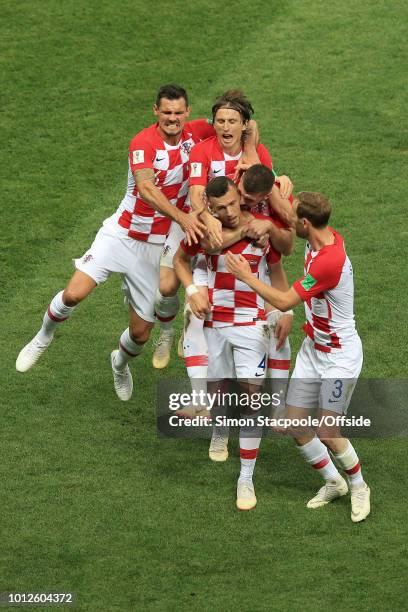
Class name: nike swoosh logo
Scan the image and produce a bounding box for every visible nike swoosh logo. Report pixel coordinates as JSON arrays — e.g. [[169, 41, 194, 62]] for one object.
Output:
[[156, 158, 165, 162], [328, 398, 341, 403], [255, 372, 264, 377], [213, 169, 221, 174]]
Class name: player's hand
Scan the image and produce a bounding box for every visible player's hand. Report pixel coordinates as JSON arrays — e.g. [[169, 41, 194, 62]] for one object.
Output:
[[251, 233, 269, 248], [275, 313, 293, 350], [275, 175, 293, 199], [188, 292, 210, 319], [245, 218, 273, 240], [179, 211, 206, 246], [233, 151, 261, 181], [225, 252, 252, 281], [203, 214, 223, 249]]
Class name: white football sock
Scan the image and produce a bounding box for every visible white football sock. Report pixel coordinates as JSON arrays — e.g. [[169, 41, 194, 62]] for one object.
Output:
[[239, 419, 262, 483], [155, 290, 179, 330], [35, 290, 75, 345], [114, 328, 145, 370], [333, 440, 365, 489], [298, 437, 342, 482]]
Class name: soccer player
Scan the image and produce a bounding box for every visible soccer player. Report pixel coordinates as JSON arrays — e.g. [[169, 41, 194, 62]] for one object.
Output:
[[183, 164, 294, 421], [173, 176, 289, 511], [152, 89, 294, 370], [226, 191, 370, 522], [16, 84, 212, 401], [189, 89, 294, 251]]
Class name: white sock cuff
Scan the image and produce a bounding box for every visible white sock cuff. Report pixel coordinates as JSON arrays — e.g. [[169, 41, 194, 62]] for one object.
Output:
[[49, 290, 75, 318], [119, 328, 145, 357], [298, 437, 328, 464], [155, 290, 179, 320], [333, 441, 359, 470]]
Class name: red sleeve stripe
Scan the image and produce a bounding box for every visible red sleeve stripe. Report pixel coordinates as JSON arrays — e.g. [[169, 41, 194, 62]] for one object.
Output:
[[267, 359, 291, 370], [345, 462, 361, 475], [312, 457, 330, 470], [184, 355, 208, 367], [240, 448, 259, 460]]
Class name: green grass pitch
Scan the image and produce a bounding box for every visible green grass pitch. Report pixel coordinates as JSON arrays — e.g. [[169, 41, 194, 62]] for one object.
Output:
[[1, 0, 407, 610]]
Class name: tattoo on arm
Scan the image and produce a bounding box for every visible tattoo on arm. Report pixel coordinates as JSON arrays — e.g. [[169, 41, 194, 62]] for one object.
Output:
[[134, 168, 155, 187]]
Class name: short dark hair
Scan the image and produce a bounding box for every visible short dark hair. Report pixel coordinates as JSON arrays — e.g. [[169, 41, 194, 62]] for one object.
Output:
[[243, 164, 275, 195], [156, 84, 189, 107], [296, 191, 332, 228], [211, 89, 254, 123], [205, 176, 237, 200]]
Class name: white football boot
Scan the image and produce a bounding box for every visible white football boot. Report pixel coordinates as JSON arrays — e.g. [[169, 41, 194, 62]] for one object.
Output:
[[350, 484, 371, 523], [236, 480, 257, 511], [307, 477, 348, 508], [111, 350, 133, 401], [209, 431, 229, 462], [152, 328, 175, 369], [16, 336, 52, 372]]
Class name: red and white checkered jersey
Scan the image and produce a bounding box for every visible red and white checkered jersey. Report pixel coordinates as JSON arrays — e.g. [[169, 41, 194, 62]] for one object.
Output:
[[188, 136, 272, 186], [115, 119, 214, 244], [292, 229, 359, 352], [181, 214, 280, 327]]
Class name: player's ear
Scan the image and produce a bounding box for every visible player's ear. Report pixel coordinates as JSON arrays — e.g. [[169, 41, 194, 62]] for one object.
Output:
[[185, 105, 191, 117], [153, 104, 159, 116]]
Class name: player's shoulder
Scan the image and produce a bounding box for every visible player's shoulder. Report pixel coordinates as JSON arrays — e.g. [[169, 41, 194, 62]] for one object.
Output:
[[311, 229, 347, 273], [250, 211, 273, 222], [190, 134, 217, 156], [129, 123, 158, 148], [256, 142, 270, 154], [185, 118, 215, 141]]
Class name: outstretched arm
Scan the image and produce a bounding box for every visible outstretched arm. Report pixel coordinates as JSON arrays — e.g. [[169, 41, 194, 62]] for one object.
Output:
[[225, 252, 301, 311], [135, 169, 206, 245]]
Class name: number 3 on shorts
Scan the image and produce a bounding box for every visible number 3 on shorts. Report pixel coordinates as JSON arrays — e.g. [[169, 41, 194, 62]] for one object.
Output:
[[332, 379, 343, 399]]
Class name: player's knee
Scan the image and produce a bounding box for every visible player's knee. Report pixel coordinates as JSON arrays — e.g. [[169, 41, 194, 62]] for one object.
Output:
[[159, 274, 179, 296], [62, 288, 85, 307], [129, 323, 151, 344]]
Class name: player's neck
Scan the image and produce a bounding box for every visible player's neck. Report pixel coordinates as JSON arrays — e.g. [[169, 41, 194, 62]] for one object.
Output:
[[308, 227, 335, 251], [219, 139, 242, 157]]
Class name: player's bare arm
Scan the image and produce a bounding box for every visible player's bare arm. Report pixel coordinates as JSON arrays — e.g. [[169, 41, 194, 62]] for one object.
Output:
[[274, 175, 293, 200], [233, 119, 260, 179], [226, 252, 301, 311], [201, 225, 247, 254], [268, 185, 295, 226], [244, 217, 294, 256], [135, 169, 206, 245], [267, 261, 293, 349], [189, 184, 223, 248], [173, 247, 210, 319]]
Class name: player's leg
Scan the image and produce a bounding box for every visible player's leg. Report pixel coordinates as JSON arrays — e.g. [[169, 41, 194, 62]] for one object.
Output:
[[285, 339, 348, 507], [233, 324, 269, 510], [111, 239, 161, 400], [152, 222, 184, 369], [207, 328, 233, 462], [316, 410, 370, 522], [111, 305, 154, 401], [317, 346, 369, 522], [266, 309, 291, 418], [14, 231, 112, 374], [182, 254, 209, 412]]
